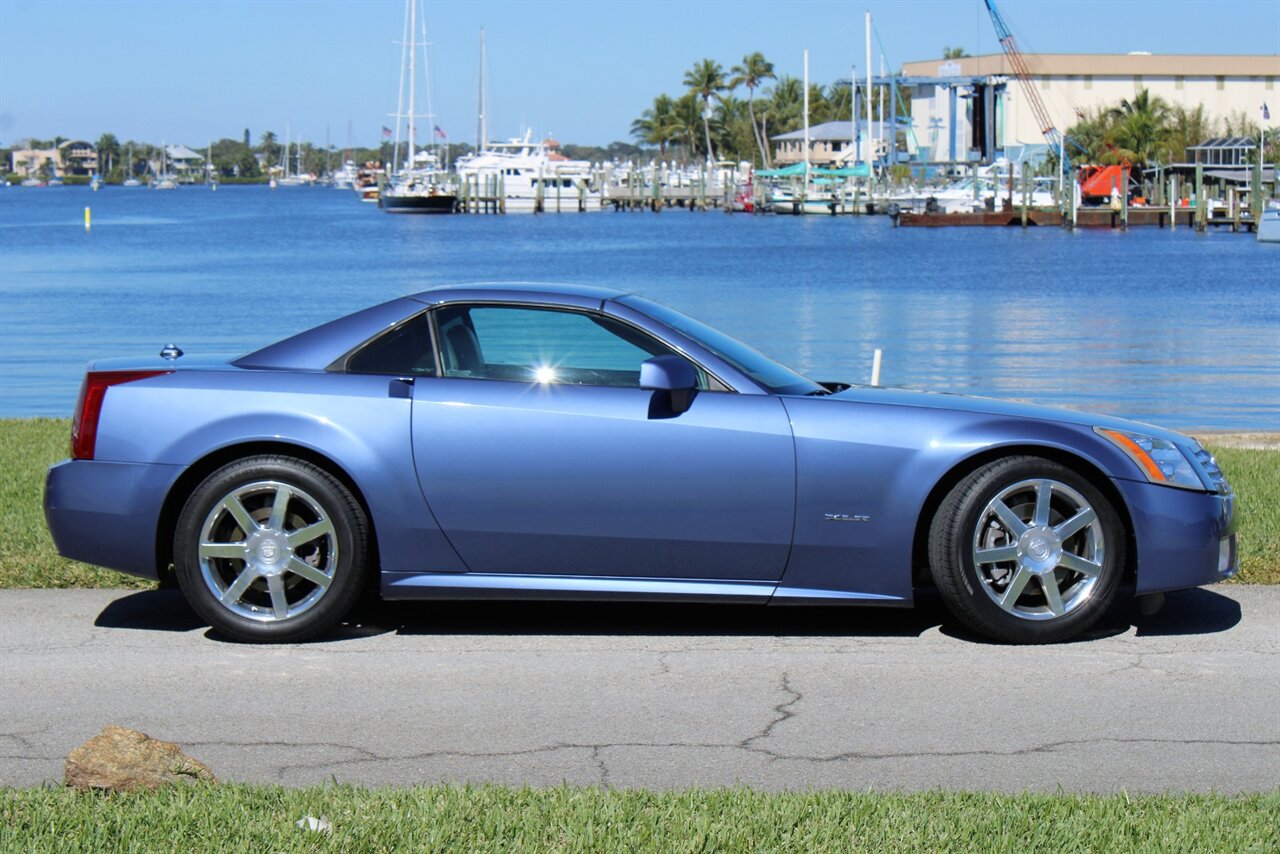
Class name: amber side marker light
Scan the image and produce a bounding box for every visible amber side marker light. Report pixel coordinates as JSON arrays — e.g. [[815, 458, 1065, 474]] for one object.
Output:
[[71, 371, 172, 460], [1097, 428, 1169, 483]]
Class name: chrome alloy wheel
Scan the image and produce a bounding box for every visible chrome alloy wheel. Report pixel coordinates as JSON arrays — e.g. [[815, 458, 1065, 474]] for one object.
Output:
[[971, 478, 1105, 621], [197, 480, 338, 623]]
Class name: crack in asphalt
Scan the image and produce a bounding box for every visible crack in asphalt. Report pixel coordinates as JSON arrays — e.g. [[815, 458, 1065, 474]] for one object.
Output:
[[738, 672, 801, 752], [590, 745, 611, 788]]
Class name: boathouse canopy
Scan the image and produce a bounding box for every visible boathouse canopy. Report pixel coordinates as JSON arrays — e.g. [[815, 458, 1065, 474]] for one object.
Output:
[[1187, 137, 1257, 167]]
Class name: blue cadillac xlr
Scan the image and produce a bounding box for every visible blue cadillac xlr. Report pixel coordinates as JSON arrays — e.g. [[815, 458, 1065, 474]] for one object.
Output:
[[44, 284, 1237, 643]]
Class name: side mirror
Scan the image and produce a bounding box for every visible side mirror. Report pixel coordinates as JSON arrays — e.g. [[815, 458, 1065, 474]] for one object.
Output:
[[640, 355, 697, 417], [640, 355, 696, 391]]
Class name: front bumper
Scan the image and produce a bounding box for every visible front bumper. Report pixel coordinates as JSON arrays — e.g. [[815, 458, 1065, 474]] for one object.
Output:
[[1115, 477, 1237, 594], [44, 459, 183, 580]]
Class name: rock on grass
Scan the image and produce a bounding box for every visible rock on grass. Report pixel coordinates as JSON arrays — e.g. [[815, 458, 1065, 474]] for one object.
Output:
[[65, 725, 215, 791]]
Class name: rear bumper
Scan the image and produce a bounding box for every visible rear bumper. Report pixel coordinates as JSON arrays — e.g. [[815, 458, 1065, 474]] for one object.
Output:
[[1117, 478, 1238, 595], [44, 459, 183, 580]]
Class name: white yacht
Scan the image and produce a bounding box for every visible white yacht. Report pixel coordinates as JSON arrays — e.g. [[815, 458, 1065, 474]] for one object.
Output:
[[454, 131, 602, 212]]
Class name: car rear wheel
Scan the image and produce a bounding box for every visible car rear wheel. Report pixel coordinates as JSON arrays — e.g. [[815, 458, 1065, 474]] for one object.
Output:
[[174, 455, 369, 643], [928, 456, 1126, 644]]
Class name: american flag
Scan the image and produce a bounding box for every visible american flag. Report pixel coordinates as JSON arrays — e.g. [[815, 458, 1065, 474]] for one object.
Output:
[[381, 126, 393, 139], [434, 125, 447, 139], [1264, 103, 1271, 121]]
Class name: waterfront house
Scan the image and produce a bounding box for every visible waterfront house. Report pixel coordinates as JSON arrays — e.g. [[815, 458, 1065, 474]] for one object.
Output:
[[771, 120, 895, 167], [9, 140, 97, 178]]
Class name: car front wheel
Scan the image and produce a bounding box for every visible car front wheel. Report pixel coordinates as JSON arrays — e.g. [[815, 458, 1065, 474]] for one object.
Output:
[[173, 455, 369, 643], [928, 456, 1126, 644]]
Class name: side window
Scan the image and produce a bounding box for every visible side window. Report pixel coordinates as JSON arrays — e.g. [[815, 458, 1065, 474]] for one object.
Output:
[[434, 304, 704, 389], [344, 312, 436, 376]]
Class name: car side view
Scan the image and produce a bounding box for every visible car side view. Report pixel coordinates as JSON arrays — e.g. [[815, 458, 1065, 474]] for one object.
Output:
[[44, 284, 1237, 643]]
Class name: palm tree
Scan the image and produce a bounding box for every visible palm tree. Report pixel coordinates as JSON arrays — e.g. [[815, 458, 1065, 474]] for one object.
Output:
[[672, 93, 703, 162], [631, 94, 680, 159], [1107, 88, 1171, 168], [711, 96, 754, 163], [942, 47, 969, 59], [765, 76, 804, 135], [683, 58, 725, 162], [95, 133, 120, 179], [729, 52, 775, 166], [1163, 104, 1212, 163]]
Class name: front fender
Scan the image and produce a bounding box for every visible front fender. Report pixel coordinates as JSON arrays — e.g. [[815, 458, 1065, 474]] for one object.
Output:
[[776, 397, 1148, 602]]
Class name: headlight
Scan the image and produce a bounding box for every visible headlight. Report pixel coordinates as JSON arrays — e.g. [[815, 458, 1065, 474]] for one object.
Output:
[[1095, 427, 1205, 490]]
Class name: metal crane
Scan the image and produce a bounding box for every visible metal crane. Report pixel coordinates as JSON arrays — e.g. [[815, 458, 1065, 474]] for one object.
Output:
[[983, 0, 1063, 149]]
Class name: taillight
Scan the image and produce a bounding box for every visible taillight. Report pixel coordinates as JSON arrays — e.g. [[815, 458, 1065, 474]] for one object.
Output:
[[71, 370, 172, 460]]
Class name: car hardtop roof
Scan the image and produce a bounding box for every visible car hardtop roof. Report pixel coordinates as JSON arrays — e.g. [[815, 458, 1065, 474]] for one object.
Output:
[[408, 282, 630, 306]]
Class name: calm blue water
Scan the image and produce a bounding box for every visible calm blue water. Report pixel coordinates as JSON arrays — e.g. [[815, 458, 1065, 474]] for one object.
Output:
[[1, 184, 1277, 430]]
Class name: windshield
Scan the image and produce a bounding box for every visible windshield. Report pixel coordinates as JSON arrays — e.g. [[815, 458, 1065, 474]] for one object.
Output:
[[619, 295, 824, 396]]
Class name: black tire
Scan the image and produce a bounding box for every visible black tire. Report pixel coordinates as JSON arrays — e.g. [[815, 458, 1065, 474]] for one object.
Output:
[[928, 456, 1126, 644], [173, 455, 370, 643]]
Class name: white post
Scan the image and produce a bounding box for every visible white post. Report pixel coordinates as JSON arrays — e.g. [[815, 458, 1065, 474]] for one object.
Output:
[[871, 348, 882, 386], [803, 49, 810, 187], [865, 11, 873, 166]]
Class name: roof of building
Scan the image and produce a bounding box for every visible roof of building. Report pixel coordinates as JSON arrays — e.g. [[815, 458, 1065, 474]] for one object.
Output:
[[1187, 136, 1258, 151], [902, 53, 1280, 78], [165, 144, 203, 161], [771, 120, 892, 141]]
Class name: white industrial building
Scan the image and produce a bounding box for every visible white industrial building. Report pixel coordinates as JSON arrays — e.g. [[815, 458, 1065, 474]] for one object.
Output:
[[901, 53, 1279, 162]]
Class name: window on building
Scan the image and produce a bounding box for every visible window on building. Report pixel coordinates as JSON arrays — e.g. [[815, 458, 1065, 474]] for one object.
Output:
[[1040, 76, 1050, 90], [1266, 76, 1274, 91], [1083, 75, 1093, 90], [1216, 76, 1225, 91], [1134, 75, 1143, 91], [1175, 76, 1185, 91]]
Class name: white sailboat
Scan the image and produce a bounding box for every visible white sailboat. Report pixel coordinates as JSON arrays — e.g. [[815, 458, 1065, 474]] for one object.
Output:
[[153, 143, 178, 190], [379, 0, 457, 213]]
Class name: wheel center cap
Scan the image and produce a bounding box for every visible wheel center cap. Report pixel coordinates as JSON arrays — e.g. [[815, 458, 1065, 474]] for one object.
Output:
[[1016, 526, 1062, 571], [258, 541, 281, 564], [246, 530, 290, 574]]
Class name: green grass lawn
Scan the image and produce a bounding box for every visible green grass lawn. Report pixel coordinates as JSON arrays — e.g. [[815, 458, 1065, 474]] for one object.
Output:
[[1, 784, 1276, 852], [2, 418, 1277, 588]]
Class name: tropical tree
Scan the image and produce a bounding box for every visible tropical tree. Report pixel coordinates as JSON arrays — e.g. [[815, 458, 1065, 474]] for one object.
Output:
[[95, 133, 120, 178], [1163, 104, 1213, 163], [942, 47, 969, 59], [765, 75, 804, 135], [671, 93, 704, 161], [683, 58, 726, 161], [729, 52, 775, 165], [631, 94, 680, 159], [258, 130, 280, 170], [711, 96, 755, 163], [1106, 88, 1170, 168]]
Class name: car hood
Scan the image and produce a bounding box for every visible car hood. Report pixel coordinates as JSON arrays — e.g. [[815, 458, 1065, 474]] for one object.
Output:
[[825, 385, 1196, 446]]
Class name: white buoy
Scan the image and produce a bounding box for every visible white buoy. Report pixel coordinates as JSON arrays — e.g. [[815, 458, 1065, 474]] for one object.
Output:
[[84, 207, 91, 231], [871, 348, 882, 386]]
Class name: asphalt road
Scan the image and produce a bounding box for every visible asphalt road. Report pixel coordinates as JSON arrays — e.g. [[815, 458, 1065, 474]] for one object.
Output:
[[2, 586, 1277, 793]]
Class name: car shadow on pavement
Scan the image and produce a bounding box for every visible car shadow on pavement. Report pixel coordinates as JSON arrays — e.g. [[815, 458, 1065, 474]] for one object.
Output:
[[367, 597, 947, 640], [93, 585, 1242, 644], [94, 589, 206, 632]]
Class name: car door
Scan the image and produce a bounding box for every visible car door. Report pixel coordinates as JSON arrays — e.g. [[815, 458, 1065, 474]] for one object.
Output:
[[410, 302, 795, 581]]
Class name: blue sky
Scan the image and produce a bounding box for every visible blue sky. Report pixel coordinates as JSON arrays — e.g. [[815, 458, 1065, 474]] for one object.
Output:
[[1, 0, 1277, 149]]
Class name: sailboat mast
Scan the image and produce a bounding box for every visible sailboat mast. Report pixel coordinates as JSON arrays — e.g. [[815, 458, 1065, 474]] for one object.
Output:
[[392, 0, 409, 174], [866, 11, 873, 167], [408, 0, 418, 173], [476, 28, 487, 152], [802, 49, 810, 181]]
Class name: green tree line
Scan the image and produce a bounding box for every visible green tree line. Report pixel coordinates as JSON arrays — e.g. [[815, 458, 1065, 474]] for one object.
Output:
[[632, 53, 908, 167], [1064, 90, 1275, 169]]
